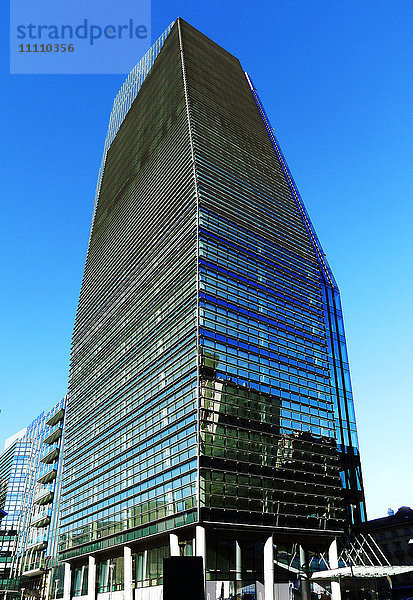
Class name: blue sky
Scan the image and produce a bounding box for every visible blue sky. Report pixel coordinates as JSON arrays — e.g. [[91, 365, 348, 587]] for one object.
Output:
[[1, 0, 412, 520]]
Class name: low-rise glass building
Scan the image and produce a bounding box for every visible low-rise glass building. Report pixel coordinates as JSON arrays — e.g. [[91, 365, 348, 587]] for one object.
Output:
[[0, 431, 29, 591], [0, 399, 66, 598]]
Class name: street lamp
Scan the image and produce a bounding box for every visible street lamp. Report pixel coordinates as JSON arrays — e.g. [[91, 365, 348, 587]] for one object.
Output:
[[109, 563, 115, 600]]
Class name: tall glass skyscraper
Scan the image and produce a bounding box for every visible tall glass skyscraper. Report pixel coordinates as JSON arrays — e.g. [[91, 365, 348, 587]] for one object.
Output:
[[59, 19, 365, 600]]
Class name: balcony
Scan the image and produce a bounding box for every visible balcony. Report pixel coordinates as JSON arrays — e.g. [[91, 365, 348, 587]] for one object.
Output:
[[37, 467, 57, 485], [43, 424, 62, 445], [31, 509, 52, 528], [26, 530, 48, 549], [26, 540, 48, 552], [46, 408, 65, 427], [21, 556, 46, 577], [40, 446, 60, 465], [34, 490, 54, 506]]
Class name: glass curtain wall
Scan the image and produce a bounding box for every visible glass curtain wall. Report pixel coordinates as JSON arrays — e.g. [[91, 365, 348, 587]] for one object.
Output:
[[179, 19, 365, 534], [59, 23, 198, 560], [59, 19, 365, 587]]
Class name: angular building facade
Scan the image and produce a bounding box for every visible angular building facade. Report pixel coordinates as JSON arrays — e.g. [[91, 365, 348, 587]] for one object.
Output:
[[59, 19, 365, 600]]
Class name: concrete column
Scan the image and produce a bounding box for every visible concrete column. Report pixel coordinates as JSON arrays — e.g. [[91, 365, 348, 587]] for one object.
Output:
[[196, 526, 206, 559], [328, 539, 341, 600], [44, 570, 52, 600], [169, 533, 180, 557], [124, 546, 133, 600], [299, 546, 311, 600], [235, 540, 242, 581], [196, 525, 206, 580], [63, 562, 71, 600], [264, 535, 275, 600], [88, 556, 96, 600]]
